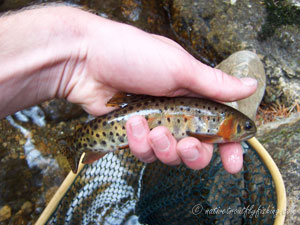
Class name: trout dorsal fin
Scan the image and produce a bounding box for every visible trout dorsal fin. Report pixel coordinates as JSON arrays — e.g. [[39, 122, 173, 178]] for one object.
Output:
[[59, 137, 82, 174], [106, 92, 149, 108]]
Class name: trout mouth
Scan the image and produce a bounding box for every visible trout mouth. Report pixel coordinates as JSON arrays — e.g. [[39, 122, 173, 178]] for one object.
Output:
[[240, 132, 256, 140]]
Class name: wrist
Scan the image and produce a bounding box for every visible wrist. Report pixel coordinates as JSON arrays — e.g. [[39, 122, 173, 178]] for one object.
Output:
[[0, 6, 88, 118]]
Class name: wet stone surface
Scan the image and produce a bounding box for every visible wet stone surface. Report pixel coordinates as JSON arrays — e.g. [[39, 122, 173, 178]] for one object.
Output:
[[40, 99, 85, 122]]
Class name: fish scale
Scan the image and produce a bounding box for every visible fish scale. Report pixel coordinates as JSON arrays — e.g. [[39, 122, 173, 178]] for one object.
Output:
[[60, 94, 256, 173]]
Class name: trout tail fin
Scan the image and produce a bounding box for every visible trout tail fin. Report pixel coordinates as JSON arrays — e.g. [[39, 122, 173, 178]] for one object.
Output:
[[58, 137, 82, 174]]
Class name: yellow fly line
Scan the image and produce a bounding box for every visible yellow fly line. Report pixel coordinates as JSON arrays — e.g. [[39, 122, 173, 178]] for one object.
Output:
[[35, 138, 286, 225]]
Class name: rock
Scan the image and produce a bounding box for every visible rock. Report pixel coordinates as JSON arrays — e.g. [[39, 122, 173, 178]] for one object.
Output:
[[216, 50, 266, 120], [40, 99, 85, 122], [18, 106, 46, 127], [167, 0, 300, 107], [256, 113, 300, 224], [0, 205, 11, 222], [20, 201, 33, 215]]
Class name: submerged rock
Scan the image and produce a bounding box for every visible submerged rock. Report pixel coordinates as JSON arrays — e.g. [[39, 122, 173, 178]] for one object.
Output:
[[40, 99, 85, 122]]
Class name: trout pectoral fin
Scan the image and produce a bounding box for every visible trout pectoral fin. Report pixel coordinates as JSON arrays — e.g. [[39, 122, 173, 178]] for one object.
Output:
[[187, 131, 223, 143], [82, 152, 107, 164], [106, 92, 149, 108]]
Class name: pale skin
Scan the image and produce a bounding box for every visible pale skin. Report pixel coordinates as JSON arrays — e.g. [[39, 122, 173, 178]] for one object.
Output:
[[0, 6, 257, 174]]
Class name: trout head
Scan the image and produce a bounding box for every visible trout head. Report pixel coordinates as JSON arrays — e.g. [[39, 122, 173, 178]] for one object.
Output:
[[217, 114, 257, 142]]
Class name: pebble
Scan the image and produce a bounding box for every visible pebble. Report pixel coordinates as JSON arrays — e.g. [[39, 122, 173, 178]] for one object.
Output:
[[21, 201, 33, 215], [0, 205, 11, 222]]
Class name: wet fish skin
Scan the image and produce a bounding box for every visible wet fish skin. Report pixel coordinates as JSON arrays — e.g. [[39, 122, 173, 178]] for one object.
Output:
[[60, 95, 256, 173]]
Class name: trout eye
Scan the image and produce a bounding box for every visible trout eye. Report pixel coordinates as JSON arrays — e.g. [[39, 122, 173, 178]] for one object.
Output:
[[244, 121, 253, 130]]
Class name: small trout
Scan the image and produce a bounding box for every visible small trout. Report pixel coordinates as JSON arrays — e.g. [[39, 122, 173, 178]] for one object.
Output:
[[60, 93, 256, 173]]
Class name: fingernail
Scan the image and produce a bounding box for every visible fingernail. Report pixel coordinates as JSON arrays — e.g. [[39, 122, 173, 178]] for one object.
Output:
[[129, 119, 145, 138], [240, 77, 257, 87], [151, 134, 170, 152], [181, 148, 199, 161]]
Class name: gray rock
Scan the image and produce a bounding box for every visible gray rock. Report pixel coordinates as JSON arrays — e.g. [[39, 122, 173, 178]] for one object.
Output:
[[216, 50, 266, 120], [167, 0, 300, 107], [257, 113, 300, 225], [40, 99, 85, 122]]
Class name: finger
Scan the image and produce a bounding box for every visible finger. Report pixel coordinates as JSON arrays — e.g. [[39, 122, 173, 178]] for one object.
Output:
[[219, 142, 243, 174], [177, 137, 213, 170], [182, 60, 258, 102], [148, 126, 181, 166], [126, 115, 157, 163]]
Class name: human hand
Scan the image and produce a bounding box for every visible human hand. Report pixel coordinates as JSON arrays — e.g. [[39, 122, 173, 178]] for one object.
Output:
[[0, 6, 257, 173]]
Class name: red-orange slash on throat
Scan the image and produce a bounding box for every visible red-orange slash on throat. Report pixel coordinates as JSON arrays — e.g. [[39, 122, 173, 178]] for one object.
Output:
[[217, 115, 236, 141]]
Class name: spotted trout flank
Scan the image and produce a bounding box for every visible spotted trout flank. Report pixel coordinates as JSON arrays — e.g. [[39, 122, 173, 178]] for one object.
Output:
[[60, 93, 256, 173]]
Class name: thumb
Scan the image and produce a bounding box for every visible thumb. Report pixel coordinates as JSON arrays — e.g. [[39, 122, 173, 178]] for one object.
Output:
[[185, 60, 257, 102]]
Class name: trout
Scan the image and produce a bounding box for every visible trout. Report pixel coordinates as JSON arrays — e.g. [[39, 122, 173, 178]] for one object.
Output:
[[60, 93, 256, 173]]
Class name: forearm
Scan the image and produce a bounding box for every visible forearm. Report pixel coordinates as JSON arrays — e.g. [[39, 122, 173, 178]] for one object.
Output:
[[0, 6, 87, 118]]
